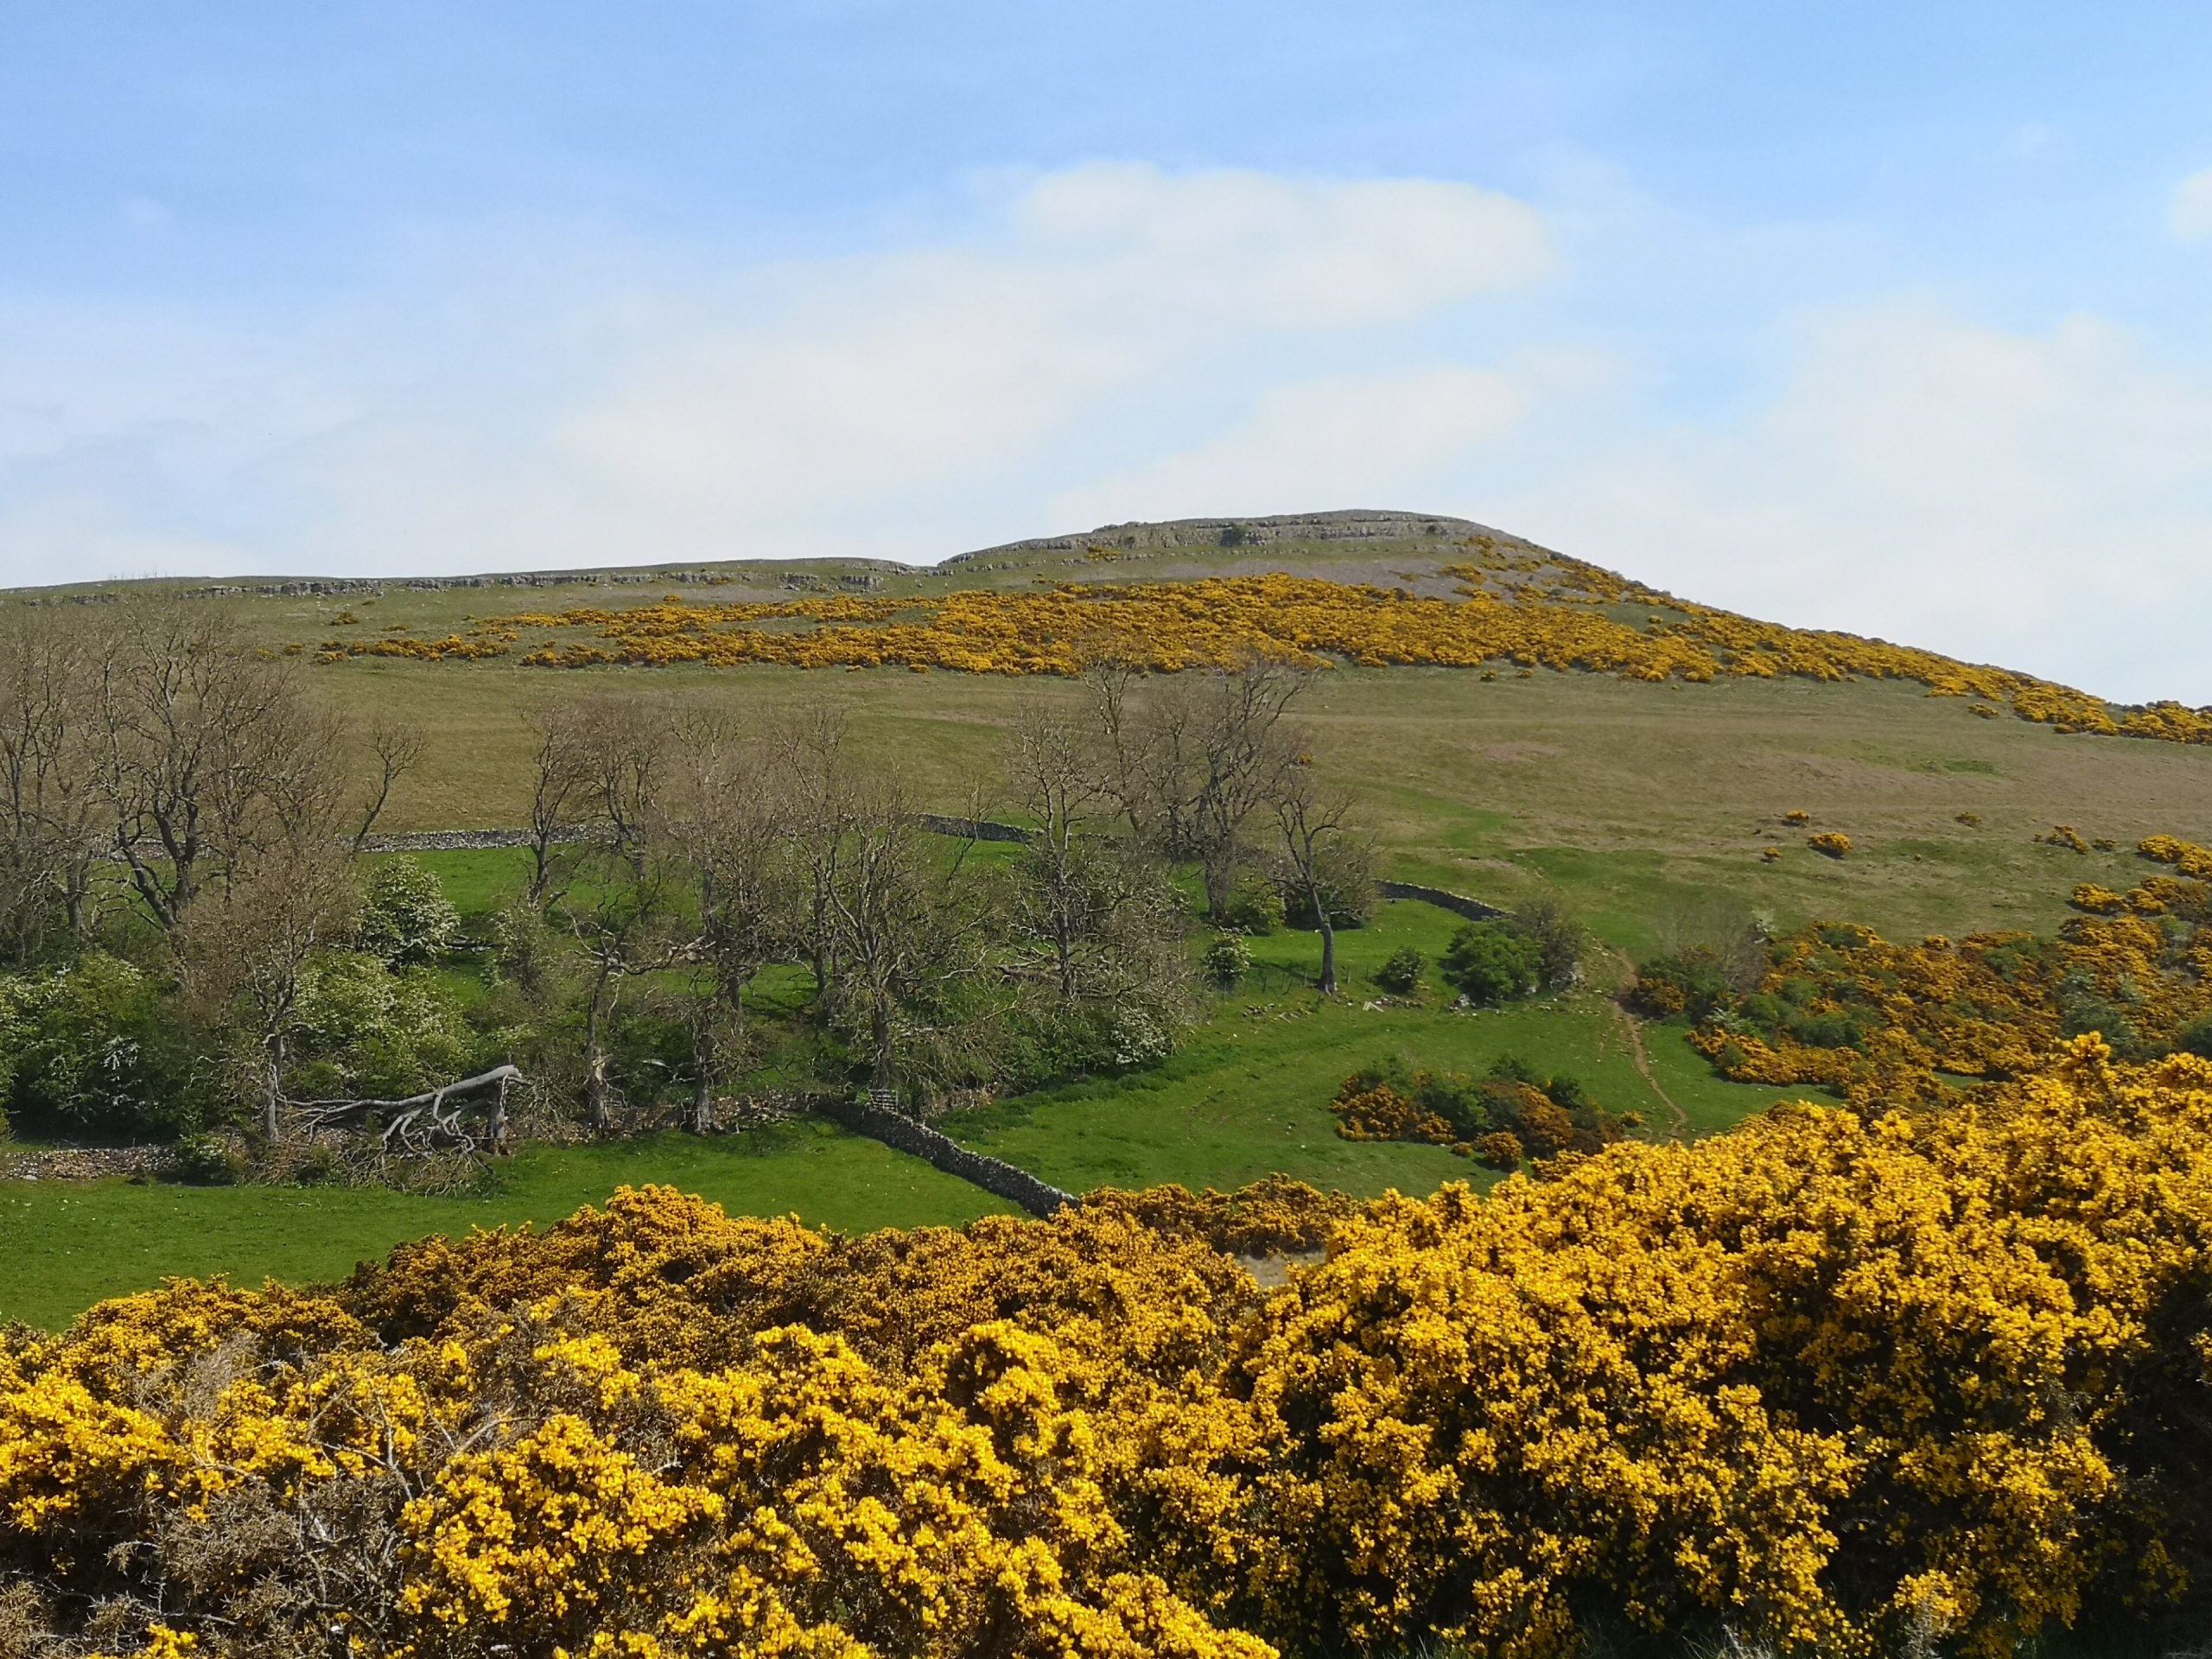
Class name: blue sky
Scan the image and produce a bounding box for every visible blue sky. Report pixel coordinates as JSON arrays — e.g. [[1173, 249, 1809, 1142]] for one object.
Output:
[[3, 3, 2210, 699]]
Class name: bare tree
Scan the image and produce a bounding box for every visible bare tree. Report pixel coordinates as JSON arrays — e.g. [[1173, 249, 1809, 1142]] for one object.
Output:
[[524, 704, 592, 904], [823, 791, 992, 1095], [1268, 755, 1366, 995], [1096, 660, 1308, 920], [666, 714, 796, 1131], [175, 840, 359, 1139], [1004, 700, 1109, 1002], [350, 713, 425, 850], [574, 692, 668, 867], [776, 707, 995, 1096], [0, 606, 104, 960], [569, 856, 690, 1134], [91, 597, 350, 928], [1001, 697, 1190, 1027], [536, 692, 686, 1132], [775, 702, 858, 996]]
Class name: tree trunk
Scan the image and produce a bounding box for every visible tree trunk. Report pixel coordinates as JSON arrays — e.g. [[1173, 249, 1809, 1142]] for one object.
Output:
[[262, 1032, 285, 1141], [1317, 906, 1338, 995], [583, 962, 617, 1133], [687, 1013, 715, 1134], [62, 860, 92, 939], [868, 996, 895, 1090], [1202, 847, 1237, 923]]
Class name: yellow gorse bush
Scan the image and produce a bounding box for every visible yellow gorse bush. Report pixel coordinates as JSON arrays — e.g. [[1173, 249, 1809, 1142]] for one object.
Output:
[[13, 1052, 2212, 1657], [308, 563, 2212, 748], [1686, 836, 2212, 1103]]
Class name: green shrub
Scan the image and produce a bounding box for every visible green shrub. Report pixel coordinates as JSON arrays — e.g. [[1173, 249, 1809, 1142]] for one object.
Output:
[[2177, 1014, 2212, 1060], [1218, 883, 1285, 937], [358, 858, 462, 963], [1789, 1010, 1866, 1051], [1514, 895, 1587, 989], [0, 953, 180, 1137], [1373, 946, 1424, 995], [1628, 946, 1737, 1020], [1409, 1071, 1488, 1138], [1203, 933, 1252, 989], [171, 1131, 246, 1186], [1440, 922, 1543, 1006], [289, 952, 476, 1099], [1542, 1072, 1595, 1115]]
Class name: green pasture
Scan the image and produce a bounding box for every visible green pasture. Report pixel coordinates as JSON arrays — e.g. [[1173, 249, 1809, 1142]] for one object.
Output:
[[0, 1122, 1010, 1331], [0, 889, 1796, 1330]]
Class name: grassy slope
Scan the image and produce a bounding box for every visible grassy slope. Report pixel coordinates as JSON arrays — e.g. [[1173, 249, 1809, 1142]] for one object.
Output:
[[7, 527, 2210, 1326]]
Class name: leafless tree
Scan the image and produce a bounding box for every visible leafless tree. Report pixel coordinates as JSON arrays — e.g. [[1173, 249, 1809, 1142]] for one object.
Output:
[[175, 839, 359, 1139], [0, 606, 104, 959], [1094, 659, 1308, 920], [775, 706, 995, 1095], [1004, 700, 1109, 1002], [1268, 753, 1366, 994], [524, 703, 592, 903], [350, 712, 426, 849], [536, 692, 687, 1131], [91, 596, 349, 928], [775, 702, 858, 995], [574, 692, 669, 867], [1001, 698, 1189, 1023], [666, 713, 797, 1131], [824, 791, 992, 1094], [569, 855, 690, 1134]]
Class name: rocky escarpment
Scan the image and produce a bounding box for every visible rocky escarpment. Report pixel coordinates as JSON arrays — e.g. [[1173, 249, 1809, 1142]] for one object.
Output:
[[943, 508, 1529, 566]]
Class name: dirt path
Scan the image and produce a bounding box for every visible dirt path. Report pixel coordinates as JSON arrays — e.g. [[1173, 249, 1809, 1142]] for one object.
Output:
[[1598, 948, 1688, 1141]]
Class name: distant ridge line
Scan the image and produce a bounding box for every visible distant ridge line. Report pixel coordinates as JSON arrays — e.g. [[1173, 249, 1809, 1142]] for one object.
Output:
[[943, 508, 1531, 565], [2, 509, 1528, 601]]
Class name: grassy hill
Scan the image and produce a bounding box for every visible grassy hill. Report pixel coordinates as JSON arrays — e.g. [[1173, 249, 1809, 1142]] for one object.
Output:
[[57, 505, 2207, 948], [6, 509, 2211, 1325]]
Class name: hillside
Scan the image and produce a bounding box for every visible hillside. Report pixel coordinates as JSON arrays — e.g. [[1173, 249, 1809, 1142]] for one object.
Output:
[[7, 510, 2212, 1316], [10, 513, 2212, 1657], [21, 508, 2206, 951]]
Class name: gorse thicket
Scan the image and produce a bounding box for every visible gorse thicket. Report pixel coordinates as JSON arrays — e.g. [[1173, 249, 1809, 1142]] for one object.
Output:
[[10, 1046, 2212, 1657], [314, 562, 2212, 748], [1646, 835, 2212, 1106]]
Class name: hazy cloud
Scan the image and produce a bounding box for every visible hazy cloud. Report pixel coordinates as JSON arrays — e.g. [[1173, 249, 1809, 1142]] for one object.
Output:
[[2168, 167, 2212, 243], [0, 163, 1554, 582], [1500, 302, 2212, 702]]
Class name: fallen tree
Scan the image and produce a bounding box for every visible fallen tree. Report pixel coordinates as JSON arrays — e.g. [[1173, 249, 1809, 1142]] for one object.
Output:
[[289, 1063, 523, 1157]]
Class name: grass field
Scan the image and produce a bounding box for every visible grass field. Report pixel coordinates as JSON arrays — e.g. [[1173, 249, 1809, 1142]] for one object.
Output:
[[313, 657, 2212, 951], [0, 1122, 1013, 1331], [89, 524, 2212, 955]]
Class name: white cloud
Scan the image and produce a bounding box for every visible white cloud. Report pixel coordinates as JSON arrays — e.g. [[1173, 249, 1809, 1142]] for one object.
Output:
[[1499, 302, 2212, 702], [0, 162, 1553, 585], [556, 164, 1549, 531], [2168, 167, 2212, 243]]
